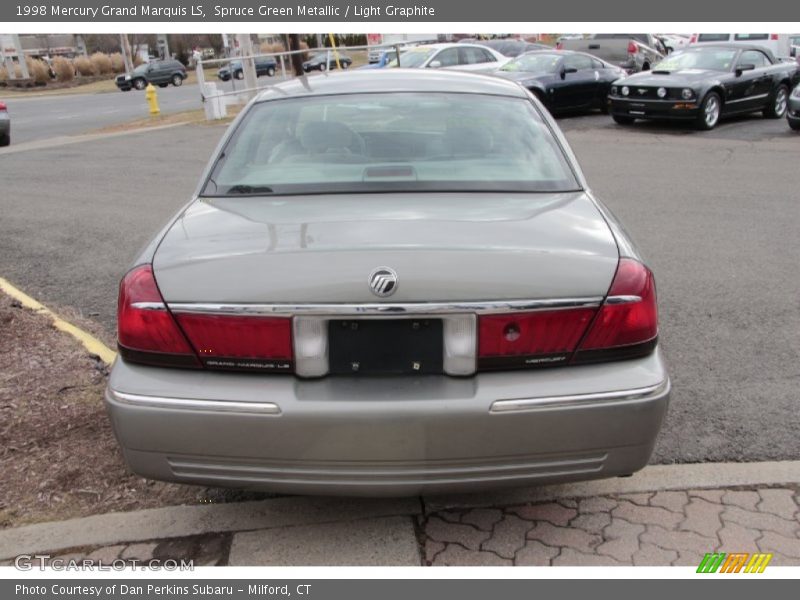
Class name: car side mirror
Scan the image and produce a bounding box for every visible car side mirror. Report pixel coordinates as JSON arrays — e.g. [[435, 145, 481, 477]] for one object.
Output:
[[428, 60, 442, 69], [736, 63, 755, 76], [561, 67, 578, 79]]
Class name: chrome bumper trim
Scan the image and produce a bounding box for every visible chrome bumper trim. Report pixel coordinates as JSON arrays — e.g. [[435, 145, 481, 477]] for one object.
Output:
[[490, 379, 670, 413], [167, 297, 605, 317], [108, 390, 281, 415]]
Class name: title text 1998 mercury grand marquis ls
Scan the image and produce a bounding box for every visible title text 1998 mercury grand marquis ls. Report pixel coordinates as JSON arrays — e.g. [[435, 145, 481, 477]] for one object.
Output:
[[105, 70, 670, 496]]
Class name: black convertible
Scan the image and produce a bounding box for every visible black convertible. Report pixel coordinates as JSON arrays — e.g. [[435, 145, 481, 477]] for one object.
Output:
[[608, 44, 800, 130], [494, 50, 627, 114]]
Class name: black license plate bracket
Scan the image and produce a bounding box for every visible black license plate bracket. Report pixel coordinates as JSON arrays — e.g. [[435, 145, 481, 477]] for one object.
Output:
[[328, 319, 443, 375]]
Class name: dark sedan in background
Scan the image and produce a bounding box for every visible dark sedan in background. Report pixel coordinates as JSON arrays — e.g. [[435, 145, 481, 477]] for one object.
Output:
[[495, 50, 626, 114], [302, 53, 352, 72], [217, 56, 278, 81], [608, 44, 800, 130]]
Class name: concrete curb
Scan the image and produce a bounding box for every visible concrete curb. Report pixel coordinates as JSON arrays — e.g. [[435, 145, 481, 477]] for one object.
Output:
[[1, 460, 798, 559], [0, 123, 188, 156]]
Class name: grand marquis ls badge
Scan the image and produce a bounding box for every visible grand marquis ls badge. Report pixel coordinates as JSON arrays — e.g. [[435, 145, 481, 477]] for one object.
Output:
[[368, 267, 398, 298]]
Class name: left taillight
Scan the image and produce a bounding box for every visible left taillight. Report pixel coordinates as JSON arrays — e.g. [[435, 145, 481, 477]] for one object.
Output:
[[117, 264, 200, 368], [175, 313, 293, 372], [118, 264, 293, 372], [0, 102, 7, 112]]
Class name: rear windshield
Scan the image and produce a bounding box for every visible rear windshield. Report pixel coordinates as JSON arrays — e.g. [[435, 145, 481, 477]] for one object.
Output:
[[501, 53, 561, 73], [697, 34, 732, 42], [202, 92, 580, 196], [733, 34, 769, 41]]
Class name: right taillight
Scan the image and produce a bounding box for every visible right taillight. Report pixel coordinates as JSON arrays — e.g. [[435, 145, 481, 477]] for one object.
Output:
[[627, 40, 638, 54], [573, 258, 658, 364]]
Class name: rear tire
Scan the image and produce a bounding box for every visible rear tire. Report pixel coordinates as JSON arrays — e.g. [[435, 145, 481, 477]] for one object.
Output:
[[172, 74, 183, 87], [266, 66, 275, 77], [235, 70, 244, 80], [763, 84, 789, 119], [319, 63, 327, 72], [695, 92, 721, 130], [342, 62, 350, 70], [613, 114, 635, 125]]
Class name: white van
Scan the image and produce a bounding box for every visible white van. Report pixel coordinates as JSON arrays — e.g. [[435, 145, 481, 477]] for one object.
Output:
[[689, 33, 792, 58]]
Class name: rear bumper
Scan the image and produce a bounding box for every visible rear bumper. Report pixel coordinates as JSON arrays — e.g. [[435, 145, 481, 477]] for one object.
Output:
[[610, 97, 700, 121], [105, 349, 670, 496], [788, 97, 800, 124]]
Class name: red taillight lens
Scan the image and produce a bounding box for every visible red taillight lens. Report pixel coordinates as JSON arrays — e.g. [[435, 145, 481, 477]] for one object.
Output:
[[117, 265, 200, 367], [690, 34, 697, 43], [770, 34, 779, 41], [0, 102, 7, 111], [627, 40, 638, 54], [478, 308, 596, 370], [175, 314, 293, 372], [574, 259, 658, 363]]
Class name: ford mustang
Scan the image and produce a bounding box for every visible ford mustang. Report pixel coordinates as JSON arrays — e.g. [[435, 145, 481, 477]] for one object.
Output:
[[608, 44, 799, 130], [104, 70, 670, 496]]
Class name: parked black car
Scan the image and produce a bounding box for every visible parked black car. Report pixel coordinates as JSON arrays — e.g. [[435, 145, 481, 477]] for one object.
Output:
[[608, 44, 800, 130], [302, 53, 352, 72], [116, 59, 187, 91], [217, 57, 278, 81], [495, 50, 627, 114], [789, 83, 800, 130]]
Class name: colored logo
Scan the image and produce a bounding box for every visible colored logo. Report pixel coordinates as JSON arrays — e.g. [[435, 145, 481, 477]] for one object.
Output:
[[697, 552, 772, 573]]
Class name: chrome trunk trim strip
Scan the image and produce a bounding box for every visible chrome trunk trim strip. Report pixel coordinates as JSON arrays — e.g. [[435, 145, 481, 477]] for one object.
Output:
[[167, 297, 605, 317]]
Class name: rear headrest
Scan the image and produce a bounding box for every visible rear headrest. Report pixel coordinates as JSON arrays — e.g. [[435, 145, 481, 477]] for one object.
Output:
[[443, 123, 493, 157], [299, 121, 355, 152]]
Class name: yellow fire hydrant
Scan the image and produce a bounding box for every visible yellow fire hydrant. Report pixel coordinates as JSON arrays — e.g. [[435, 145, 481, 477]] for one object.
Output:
[[145, 83, 160, 116]]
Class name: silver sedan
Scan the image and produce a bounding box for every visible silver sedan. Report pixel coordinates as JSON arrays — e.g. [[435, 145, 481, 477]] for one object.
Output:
[[104, 69, 669, 496]]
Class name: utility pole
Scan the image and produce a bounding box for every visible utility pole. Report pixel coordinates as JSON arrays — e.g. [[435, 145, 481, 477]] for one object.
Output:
[[119, 33, 133, 71], [286, 34, 305, 77], [235, 33, 257, 96]]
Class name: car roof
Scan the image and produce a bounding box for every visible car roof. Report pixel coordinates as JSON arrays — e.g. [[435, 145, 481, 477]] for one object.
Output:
[[683, 44, 776, 59], [253, 69, 529, 102]]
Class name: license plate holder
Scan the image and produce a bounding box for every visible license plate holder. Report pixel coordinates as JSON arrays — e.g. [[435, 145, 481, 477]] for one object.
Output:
[[328, 319, 443, 375]]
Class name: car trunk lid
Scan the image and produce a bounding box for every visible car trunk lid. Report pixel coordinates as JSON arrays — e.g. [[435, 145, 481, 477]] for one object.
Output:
[[152, 192, 620, 304]]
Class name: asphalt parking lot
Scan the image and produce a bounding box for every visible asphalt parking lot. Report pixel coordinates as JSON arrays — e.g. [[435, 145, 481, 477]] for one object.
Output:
[[0, 109, 798, 467]]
